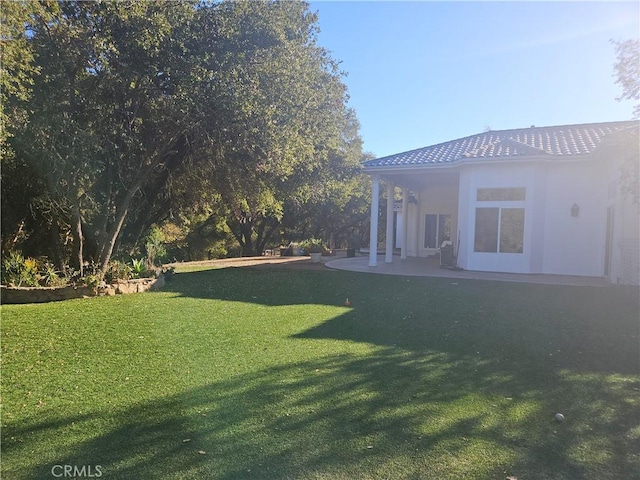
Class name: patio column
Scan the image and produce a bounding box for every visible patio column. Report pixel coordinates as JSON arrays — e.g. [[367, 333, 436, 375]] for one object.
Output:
[[369, 175, 380, 267], [401, 187, 409, 259], [385, 182, 395, 263]]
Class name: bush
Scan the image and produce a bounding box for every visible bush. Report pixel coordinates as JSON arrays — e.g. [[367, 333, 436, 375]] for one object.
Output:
[[40, 262, 68, 287], [1, 252, 39, 287], [130, 258, 156, 279], [144, 227, 168, 266], [0, 253, 72, 287], [300, 238, 326, 255], [104, 260, 132, 283]]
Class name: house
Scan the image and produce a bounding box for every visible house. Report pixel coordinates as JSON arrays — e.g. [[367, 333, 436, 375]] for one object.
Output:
[[362, 121, 640, 285]]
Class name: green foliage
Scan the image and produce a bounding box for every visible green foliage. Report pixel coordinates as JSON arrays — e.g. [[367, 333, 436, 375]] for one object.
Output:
[[77, 274, 100, 288], [300, 238, 324, 254], [1, 252, 38, 287], [40, 262, 67, 287], [0, 253, 71, 287], [612, 38, 640, 118], [104, 260, 132, 283], [0, 0, 54, 146], [3, 0, 365, 269], [144, 227, 168, 266], [130, 258, 147, 278]]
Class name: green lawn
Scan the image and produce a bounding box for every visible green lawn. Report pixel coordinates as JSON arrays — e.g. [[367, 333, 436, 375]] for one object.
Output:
[[2, 266, 639, 479]]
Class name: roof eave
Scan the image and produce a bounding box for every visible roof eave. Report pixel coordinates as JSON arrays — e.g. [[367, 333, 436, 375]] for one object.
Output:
[[361, 153, 599, 175]]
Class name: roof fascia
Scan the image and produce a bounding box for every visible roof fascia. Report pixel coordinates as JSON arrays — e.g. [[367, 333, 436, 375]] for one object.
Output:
[[362, 153, 597, 176]]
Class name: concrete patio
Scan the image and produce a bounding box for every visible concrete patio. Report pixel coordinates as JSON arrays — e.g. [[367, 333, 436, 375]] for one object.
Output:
[[325, 254, 610, 287]]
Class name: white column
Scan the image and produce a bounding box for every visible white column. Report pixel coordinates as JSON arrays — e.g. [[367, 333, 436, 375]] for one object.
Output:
[[369, 176, 380, 267], [401, 187, 409, 259], [385, 182, 395, 263]]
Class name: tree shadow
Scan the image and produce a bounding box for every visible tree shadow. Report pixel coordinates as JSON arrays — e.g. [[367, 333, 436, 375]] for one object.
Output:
[[4, 267, 638, 479], [6, 348, 639, 479], [164, 267, 640, 375]]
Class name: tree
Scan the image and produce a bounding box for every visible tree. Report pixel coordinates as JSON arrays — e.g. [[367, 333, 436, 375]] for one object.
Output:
[[4, 0, 364, 271], [279, 112, 371, 248], [185, 0, 357, 256], [612, 38, 640, 204], [0, 0, 53, 145], [9, 1, 203, 276], [612, 39, 639, 118]]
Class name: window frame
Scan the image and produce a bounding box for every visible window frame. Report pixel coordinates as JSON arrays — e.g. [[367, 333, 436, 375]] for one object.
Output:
[[424, 213, 452, 249], [473, 187, 526, 254]]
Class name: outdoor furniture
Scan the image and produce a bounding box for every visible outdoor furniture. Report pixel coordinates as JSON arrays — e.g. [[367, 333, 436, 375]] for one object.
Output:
[[440, 244, 454, 268]]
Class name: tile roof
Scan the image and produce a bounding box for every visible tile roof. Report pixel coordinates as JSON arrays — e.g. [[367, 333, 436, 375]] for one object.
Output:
[[363, 121, 638, 169]]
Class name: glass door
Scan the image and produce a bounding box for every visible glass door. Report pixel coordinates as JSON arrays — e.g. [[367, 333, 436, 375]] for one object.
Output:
[[424, 214, 452, 250]]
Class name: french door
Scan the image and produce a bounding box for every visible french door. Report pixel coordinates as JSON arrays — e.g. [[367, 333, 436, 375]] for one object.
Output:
[[424, 214, 452, 250]]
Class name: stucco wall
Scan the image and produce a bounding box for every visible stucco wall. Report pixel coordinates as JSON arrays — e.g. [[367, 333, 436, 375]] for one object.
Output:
[[606, 158, 640, 285], [457, 159, 611, 276], [541, 159, 608, 277], [383, 144, 635, 282], [459, 163, 538, 274]]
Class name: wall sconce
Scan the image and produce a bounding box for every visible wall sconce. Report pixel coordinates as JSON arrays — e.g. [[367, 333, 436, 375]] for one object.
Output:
[[571, 203, 580, 217]]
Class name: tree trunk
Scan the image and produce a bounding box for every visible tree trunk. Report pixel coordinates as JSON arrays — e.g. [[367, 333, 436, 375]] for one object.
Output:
[[49, 219, 67, 274], [240, 221, 254, 256], [95, 166, 154, 278], [255, 218, 279, 256], [72, 199, 84, 277], [96, 197, 131, 278]]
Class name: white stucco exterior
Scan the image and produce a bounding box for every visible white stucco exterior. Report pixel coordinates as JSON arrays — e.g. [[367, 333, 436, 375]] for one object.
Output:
[[363, 122, 639, 284]]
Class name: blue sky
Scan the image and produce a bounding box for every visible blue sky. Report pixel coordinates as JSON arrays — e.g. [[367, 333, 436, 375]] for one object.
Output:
[[309, 1, 639, 158]]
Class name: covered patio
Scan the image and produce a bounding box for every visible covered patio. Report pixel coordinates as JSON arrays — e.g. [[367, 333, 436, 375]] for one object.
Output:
[[360, 121, 640, 285], [325, 254, 609, 286]]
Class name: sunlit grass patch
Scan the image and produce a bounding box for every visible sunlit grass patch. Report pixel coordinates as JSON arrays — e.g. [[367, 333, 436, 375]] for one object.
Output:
[[2, 268, 638, 479]]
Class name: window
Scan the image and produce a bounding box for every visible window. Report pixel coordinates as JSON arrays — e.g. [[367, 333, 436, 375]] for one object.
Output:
[[474, 208, 499, 252], [477, 188, 526, 201], [499, 208, 525, 253], [474, 207, 524, 253], [424, 214, 451, 248], [425, 215, 437, 248]]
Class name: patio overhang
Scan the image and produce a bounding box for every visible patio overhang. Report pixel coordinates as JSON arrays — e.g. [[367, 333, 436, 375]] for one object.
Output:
[[364, 168, 460, 268]]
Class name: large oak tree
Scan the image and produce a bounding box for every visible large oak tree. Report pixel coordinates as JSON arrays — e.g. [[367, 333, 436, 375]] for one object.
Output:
[[3, 0, 365, 273]]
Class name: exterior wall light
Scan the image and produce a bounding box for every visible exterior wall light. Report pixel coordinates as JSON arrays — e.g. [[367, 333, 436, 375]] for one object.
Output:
[[571, 203, 580, 217]]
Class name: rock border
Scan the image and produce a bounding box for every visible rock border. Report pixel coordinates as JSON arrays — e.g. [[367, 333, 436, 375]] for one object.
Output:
[[1, 275, 165, 304]]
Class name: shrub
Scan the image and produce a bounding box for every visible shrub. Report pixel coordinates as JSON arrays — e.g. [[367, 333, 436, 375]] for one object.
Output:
[[78, 274, 100, 288], [40, 262, 68, 287], [130, 258, 156, 279], [300, 238, 326, 255], [131, 258, 146, 278], [104, 260, 132, 283], [144, 227, 168, 266], [1, 252, 39, 287]]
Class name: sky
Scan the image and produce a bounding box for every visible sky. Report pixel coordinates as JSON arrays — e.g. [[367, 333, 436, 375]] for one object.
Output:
[[309, 1, 639, 158]]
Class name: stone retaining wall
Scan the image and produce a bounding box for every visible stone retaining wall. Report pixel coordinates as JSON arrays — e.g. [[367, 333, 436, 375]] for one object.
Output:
[[1, 275, 165, 304]]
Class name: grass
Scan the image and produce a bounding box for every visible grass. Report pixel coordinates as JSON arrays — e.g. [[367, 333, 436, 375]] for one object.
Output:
[[2, 265, 639, 479]]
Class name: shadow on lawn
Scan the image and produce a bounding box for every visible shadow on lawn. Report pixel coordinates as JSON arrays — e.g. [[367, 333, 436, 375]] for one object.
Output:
[[7, 268, 640, 479], [165, 267, 640, 375], [10, 349, 640, 480]]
